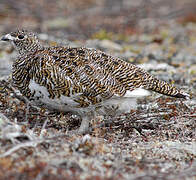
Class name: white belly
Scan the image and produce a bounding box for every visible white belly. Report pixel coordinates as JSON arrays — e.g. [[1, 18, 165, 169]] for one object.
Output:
[[28, 79, 149, 116], [28, 79, 80, 112]]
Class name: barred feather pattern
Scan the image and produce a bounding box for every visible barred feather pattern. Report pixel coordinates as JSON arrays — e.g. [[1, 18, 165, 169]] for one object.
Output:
[[1, 29, 189, 133], [12, 46, 187, 107]]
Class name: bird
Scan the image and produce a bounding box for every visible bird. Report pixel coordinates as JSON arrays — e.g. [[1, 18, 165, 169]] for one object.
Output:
[[1, 29, 189, 134]]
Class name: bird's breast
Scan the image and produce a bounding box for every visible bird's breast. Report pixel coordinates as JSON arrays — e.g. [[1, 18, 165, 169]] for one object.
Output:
[[28, 79, 81, 111]]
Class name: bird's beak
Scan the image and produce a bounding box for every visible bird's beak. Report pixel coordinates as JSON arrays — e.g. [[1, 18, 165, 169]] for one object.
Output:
[[1, 34, 13, 41]]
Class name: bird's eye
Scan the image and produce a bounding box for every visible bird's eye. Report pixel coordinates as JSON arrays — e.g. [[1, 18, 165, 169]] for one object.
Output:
[[18, 35, 24, 39]]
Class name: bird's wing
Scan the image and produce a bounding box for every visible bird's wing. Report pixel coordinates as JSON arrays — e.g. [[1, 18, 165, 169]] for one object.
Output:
[[45, 46, 188, 107], [46, 47, 147, 98]]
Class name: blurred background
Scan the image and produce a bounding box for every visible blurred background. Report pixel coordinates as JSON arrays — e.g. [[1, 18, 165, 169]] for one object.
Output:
[[0, 1, 196, 179], [0, 0, 196, 40]]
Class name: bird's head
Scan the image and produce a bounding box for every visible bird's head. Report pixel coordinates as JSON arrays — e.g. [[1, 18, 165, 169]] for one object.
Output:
[[1, 29, 42, 54]]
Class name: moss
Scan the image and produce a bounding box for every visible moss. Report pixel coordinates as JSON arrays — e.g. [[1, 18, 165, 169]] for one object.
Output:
[[92, 29, 114, 40], [92, 29, 129, 42]]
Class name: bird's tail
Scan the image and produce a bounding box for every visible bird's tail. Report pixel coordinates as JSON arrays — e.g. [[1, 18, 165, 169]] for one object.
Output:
[[143, 76, 189, 99]]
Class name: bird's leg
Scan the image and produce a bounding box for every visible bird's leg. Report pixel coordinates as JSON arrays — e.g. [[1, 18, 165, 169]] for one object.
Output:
[[25, 100, 30, 122], [78, 111, 96, 134], [78, 115, 90, 134]]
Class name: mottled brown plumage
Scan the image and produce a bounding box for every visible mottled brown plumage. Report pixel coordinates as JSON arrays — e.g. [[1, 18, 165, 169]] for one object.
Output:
[[1, 29, 189, 133]]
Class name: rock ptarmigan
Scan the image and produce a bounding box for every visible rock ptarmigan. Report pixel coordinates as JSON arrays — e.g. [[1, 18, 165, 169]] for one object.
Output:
[[1, 29, 189, 134]]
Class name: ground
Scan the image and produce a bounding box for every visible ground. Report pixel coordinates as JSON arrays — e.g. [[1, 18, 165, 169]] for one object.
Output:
[[0, 0, 196, 179]]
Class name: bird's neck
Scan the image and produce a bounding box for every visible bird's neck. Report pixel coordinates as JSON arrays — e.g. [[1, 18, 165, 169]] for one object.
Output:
[[16, 42, 43, 55]]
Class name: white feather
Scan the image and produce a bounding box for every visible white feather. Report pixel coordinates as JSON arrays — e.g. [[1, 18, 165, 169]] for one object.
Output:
[[124, 88, 151, 97], [28, 79, 79, 111]]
